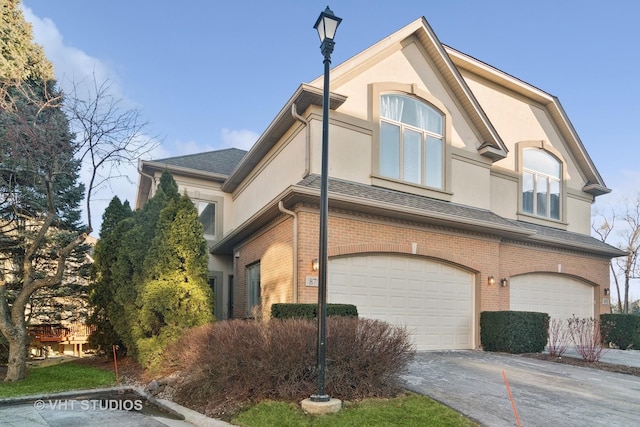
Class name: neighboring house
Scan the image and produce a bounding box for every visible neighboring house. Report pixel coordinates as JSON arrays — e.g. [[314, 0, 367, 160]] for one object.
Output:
[[136, 17, 623, 350]]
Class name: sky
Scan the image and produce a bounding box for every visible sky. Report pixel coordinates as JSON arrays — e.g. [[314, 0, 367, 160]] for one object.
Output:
[[21, 1, 640, 301]]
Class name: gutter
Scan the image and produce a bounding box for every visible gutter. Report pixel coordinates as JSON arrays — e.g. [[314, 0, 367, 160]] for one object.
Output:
[[278, 201, 299, 303], [291, 103, 310, 178]]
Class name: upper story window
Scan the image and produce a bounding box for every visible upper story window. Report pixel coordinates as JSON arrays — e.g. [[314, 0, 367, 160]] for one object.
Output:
[[380, 94, 444, 189], [197, 201, 216, 240], [522, 148, 561, 220]]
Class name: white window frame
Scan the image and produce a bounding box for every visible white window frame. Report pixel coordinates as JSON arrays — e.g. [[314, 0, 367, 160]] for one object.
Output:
[[518, 143, 565, 223], [247, 262, 261, 313], [379, 94, 444, 189]]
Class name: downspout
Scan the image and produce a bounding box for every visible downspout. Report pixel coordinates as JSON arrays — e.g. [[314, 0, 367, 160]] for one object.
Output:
[[137, 161, 157, 199], [291, 103, 311, 178], [279, 201, 299, 303]]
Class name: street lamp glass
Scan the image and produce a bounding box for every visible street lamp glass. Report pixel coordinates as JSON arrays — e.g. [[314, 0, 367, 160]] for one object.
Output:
[[314, 6, 342, 42]]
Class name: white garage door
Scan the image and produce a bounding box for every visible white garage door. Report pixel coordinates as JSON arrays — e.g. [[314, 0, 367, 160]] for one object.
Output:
[[328, 254, 474, 350], [510, 273, 594, 321]]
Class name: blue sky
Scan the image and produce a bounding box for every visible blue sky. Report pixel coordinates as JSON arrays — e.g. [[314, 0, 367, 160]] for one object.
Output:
[[21, 1, 640, 297]]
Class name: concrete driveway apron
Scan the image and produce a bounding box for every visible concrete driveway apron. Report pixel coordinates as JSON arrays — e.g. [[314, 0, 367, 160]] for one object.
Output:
[[401, 350, 640, 427]]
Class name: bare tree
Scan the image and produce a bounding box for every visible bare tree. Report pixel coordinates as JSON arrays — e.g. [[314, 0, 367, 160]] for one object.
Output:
[[64, 76, 158, 228], [593, 197, 640, 314], [0, 76, 157, 381]]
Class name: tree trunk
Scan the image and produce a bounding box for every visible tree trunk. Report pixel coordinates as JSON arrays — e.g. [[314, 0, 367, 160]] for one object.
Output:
[[4, 332, 28, 382]]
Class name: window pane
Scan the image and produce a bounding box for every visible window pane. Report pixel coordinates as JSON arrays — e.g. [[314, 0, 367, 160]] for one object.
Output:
[[536, 175, 548, 217], [380, 95, 404, 121], [198, 202, 216, 237], [549, 180, 560, 219], [524, 148, 560, 177], [380, 122, 400, 179], [522, 172, 534, 214], [404, 129, 422, 184], [248, 264, 261, 309], [426, 136, 443, 188], [427, 107, 442, 135]]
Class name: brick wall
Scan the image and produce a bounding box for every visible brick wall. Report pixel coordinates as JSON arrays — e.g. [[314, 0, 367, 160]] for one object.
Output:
[[233, 204, 611, 324]]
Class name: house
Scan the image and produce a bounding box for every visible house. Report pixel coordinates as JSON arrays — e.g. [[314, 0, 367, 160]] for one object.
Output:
[[136, 17, 623, 351]]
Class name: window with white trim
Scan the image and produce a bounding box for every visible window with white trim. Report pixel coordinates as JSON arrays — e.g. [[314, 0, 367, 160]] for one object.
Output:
[[380, 94, 444, 189], [197, 201, 216, 240], [522, 148, 561, 220]]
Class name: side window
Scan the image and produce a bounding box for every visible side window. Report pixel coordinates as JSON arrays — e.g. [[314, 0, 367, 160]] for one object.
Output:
[[247, 262, 261, 313], [522, 148, 561, 220], [380, 94, 444, 189], [197, 201, 216, 240]]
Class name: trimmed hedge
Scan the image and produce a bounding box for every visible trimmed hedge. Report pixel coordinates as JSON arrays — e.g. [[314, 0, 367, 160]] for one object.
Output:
[[271, 303, 358, 319], [601, 313, 640, 350], [481, 311, 549, 354]]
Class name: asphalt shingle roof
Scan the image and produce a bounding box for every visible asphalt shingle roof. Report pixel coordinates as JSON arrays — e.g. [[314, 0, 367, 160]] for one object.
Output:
[[296, 174, 623, 256], [153, 148, 247, 176]]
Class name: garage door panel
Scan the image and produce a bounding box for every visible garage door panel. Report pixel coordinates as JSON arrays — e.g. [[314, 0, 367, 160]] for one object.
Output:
[[510, 274, 594, 321], [329, 255, 474, 350]]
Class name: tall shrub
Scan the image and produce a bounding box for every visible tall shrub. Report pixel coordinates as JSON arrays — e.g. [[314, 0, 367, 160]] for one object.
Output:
[[135, 193, 214, 367]]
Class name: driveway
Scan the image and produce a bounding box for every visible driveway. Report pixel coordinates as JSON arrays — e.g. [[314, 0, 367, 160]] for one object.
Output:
[[401, 350, 640, 427]]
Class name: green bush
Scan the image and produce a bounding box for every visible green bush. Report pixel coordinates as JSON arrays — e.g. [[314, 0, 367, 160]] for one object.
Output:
[[481, 311, 549, 353], [271, 303, 358, 319], [601, 313, 640, 350]]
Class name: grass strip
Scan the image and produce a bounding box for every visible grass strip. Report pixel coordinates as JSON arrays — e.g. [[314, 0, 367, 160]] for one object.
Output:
[[0, 361, 116, 398], [232, 393, 478, 427]]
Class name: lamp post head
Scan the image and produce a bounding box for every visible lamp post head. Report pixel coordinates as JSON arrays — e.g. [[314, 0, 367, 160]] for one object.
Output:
[[314, 6, 342, 58]]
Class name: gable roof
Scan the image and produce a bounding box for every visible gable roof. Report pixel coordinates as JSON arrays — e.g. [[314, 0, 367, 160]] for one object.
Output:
[[149, 147, 247, 177], [312, 17, 509, 161], [445, 47, 610, 196]]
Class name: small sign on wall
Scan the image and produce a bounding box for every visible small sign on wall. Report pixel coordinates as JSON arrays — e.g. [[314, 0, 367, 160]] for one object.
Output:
[[306, 276, 319, 287], [602, 298, 610, 305]]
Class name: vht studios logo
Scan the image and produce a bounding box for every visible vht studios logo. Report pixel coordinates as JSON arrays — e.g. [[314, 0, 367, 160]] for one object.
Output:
[[34, 398, 144, 411]]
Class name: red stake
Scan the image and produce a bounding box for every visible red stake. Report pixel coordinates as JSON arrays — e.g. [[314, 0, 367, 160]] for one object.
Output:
[[112, 345, 119, 385], [502, 370, 522, 427]]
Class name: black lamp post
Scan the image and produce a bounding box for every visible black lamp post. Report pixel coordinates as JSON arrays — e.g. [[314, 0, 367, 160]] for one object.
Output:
[[310, 6, 342, 403]]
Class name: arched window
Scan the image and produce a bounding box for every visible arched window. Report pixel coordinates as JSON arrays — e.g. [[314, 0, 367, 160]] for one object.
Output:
[[522, 148, 561, 220], [380, 94, 444, 188]]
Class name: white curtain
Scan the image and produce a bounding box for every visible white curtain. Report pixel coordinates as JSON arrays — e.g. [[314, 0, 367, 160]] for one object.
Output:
[[381, 95, 404, 121]]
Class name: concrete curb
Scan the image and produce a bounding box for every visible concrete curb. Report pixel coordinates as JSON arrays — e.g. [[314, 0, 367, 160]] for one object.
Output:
[[0, 386, 236, 427]]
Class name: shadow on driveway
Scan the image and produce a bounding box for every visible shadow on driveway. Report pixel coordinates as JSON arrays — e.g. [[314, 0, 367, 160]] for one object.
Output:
[[401, 351, 640, 427]]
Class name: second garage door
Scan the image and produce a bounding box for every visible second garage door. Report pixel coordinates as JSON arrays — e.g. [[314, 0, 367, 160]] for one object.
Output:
[[509, 273, 594, 321], [328, 254, 474, 350]]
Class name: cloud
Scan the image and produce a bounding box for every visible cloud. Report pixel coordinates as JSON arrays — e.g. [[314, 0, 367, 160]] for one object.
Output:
[[22, 6, 119, 98], [221, 128, 259, 150]]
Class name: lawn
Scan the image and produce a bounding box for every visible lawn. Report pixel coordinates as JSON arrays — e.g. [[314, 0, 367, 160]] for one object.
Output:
[[0, 361, 116, 398], [232, 394, 478, 427], [0, 359, 477, 427]]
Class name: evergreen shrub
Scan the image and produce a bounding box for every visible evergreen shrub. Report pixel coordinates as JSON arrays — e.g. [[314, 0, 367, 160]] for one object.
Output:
[[480, 310, 549, 353], [271, 303, 358, 319], [601, 313, 640, 350]]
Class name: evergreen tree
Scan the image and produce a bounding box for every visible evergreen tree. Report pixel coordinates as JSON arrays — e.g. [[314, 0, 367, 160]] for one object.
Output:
[[135, 191, 214, 367], [0, 79, 87, 380], [107, 171, 180, 361], [0, 0, 54, 81], [87, 197, 132, 354]]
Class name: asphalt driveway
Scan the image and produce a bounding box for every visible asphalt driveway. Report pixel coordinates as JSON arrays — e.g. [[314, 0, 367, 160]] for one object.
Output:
[[401, 350, 640, 427]]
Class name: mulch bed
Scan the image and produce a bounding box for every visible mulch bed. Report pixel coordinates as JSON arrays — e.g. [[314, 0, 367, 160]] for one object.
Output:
[[521, 353, 640, 377]]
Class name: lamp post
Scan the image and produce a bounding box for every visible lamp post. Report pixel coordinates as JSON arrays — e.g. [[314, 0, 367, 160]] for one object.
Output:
[[311, 6, 342, 403]]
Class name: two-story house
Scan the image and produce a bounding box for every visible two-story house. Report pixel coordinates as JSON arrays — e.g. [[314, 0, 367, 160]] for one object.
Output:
[[136, 17, 623, 351]]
